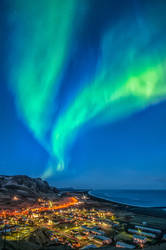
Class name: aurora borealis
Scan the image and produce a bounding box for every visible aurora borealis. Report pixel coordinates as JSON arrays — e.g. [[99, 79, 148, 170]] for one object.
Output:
[[50, 19, 166, 174], [8, 0, 80, 149], [1, 0, 166, 188]]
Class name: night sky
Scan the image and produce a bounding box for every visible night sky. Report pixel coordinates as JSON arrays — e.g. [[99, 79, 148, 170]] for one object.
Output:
[[1, 0, 166, 189]]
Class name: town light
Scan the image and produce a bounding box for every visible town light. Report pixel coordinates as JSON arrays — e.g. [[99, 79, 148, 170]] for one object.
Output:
[[12, 196, 19, 201]]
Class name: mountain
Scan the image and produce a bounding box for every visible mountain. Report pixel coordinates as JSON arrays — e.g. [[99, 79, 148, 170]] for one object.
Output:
[[0, 175, 58, 208]]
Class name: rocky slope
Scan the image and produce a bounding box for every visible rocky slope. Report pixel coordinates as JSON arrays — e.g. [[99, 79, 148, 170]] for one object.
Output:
[[0, 175, 58, 208]]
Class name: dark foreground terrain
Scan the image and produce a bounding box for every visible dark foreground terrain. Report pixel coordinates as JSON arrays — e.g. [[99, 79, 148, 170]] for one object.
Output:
[[0, 238, 166, 250], [0, 175, 166, 250]]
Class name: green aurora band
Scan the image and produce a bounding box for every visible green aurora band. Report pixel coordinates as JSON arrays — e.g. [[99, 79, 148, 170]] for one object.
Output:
[[8, 0, 78, 149], [46, 18, 166, 175], [7, 1, 166, 177]]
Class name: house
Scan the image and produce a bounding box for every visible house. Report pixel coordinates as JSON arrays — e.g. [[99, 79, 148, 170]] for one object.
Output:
[[133, 234, 147, 244], [162, 234, 166, 241], [81, 244, 97, 249], [135, 225, 161, 234], [94, 235, 112, 244], [128, 228, 156, 238], [116, 241, 135, 248], [90, 228, 105, 235]]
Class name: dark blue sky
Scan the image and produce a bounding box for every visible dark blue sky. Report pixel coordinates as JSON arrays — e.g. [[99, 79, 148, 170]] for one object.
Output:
[[1, 0, 166, 189], [1, 79, 166, 189]]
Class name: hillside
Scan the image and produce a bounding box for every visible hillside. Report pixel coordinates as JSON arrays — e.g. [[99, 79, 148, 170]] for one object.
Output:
[[0, 175, 58, 208]]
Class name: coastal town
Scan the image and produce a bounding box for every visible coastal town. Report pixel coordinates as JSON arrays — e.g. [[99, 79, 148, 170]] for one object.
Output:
[[0, 193, 166, 249]]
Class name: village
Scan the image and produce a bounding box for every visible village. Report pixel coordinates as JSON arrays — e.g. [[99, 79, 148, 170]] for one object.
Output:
[[0, 194, 166, 249]]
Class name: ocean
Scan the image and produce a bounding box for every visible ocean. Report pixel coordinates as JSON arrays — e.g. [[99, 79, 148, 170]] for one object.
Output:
[[89, 190, 166, 208]]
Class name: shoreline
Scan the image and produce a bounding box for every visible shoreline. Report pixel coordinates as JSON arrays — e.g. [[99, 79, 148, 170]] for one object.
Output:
[[88, 191, 166, 209], [87, 191, 166, 219]]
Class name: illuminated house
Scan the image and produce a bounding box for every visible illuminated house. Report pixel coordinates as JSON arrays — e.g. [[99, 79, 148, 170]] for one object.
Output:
[[90, 228, 105, 235], [133, 234, 147, 244], [81, 226, 105, 235], [93, 235, 112, 244], [128, 228, 156, 238], [135, 225, 161, 234], [116, 241, 135, 249]]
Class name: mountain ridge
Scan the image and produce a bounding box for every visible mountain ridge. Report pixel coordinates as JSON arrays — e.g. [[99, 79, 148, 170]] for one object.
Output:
[[0, 174, 59, 208]]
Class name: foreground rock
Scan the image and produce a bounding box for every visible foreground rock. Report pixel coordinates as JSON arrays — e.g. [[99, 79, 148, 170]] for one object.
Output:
[[0, 175, 59, 208]]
